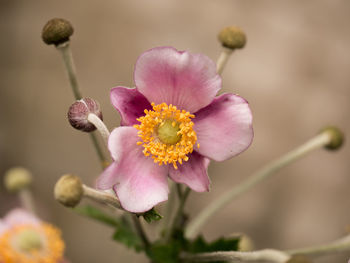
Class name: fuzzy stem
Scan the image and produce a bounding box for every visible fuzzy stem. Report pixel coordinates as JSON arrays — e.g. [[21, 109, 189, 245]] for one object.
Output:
[[216, 47, 233, 75], [287, 234, 350, 257], [18, 189, 36, 214], [82, 184, 122, 210], [186, 131, 332, 238], [87, 113, 110, 146], [56, 42, 107, 168], [56, 42, 82, 100], [165, 187, 191, 241], [131, 214, 150, 249], [181, 249, 290, 262]]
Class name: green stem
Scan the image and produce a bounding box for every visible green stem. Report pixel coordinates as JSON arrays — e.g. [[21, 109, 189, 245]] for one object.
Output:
[[165, 187, 191, 241], [131, 214, 150, 250], [56, 42, 108, 168], [185, 131, 332, 238]]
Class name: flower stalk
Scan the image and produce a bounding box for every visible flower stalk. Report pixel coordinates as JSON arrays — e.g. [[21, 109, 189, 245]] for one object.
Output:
[[82, 184, 122, 210], [186, 129, 338, 238], [18, 189, 36, 215], [181, 249, 290, 262], [216, 47, 233, 75], [87, 113, 110, 146], [56, 42, 107, 167]]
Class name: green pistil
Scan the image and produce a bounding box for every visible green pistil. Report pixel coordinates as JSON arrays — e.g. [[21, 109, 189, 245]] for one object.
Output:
[[16, 229, 43, 252], [157, 119, 181, 145]]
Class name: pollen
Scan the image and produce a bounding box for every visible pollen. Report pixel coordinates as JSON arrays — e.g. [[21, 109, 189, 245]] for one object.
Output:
[[134, 103, 197, 169], [0, 223, 65, 263]]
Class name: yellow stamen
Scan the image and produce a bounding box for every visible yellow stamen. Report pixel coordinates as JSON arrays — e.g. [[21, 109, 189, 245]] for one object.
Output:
[[0, 223, 65, 263], [134, 102, 197, 169]]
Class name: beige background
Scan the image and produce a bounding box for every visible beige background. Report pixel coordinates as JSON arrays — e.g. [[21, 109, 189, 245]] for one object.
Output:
[[1, 0, 349, 262]]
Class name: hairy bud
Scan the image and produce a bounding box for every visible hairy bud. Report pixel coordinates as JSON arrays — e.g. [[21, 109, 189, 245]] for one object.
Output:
[[4, 167, 32, 192], [42, 18, 74, 46], [68, 98, 103, 132], [54, 174, 83, 207], [321, 126, 344, 151], [218, 26, 246, 49]]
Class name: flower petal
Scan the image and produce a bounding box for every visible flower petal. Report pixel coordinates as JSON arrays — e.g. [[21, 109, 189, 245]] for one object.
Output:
[[96, 127, 169, 213], [169, 151, 210, 192], [110, 87, 152, 126], [134, 47, 221, 113], [194, 93, 253, 161], [4, 209, 40, 226]]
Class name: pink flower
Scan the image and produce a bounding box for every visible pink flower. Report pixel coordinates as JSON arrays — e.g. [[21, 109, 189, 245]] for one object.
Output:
[[96, 47, 253, 213], [0, 209, 67, 263]]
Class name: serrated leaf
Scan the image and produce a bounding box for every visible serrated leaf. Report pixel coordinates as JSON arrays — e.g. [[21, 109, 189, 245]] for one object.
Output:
[[73, 205, 119, 227], [113, 215, 143, 252], [142, 208, 163, 223]]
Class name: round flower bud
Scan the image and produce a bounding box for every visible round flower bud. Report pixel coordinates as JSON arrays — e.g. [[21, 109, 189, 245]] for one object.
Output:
[[67, 98, 103, 132], [286, 255, 313, 263], [4, 167, 32, 192], [218, 26, 247, 49], [42, 18, 74, 46], [321, 126, 344, 151], [54, 174, 83, 207]]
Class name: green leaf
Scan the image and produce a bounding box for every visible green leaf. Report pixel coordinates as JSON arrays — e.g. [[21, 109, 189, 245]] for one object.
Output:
[[74, 205, 143, 252], [112, 215, 143, 252], [141, 208, 163, 223], [73, 205, 119, 227]]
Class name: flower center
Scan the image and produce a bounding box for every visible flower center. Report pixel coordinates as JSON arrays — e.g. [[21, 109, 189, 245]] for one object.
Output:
[[16, 229, 43, 252], [0, 223, 65, 263], [134, 103, 199, 169], [157, 119, 181, 145]]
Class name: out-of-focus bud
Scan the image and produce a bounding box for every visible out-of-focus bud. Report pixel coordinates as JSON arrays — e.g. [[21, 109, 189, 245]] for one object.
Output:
[[42, 18, 74, 46], [67, 98, 103, 132], [229, 233, 254, 251], [218, 26, 246, 49], [4, 167, 32, 192], [54, 174, 83, 207], [320, 126, 344, 151], [285, 255, 313, 263]]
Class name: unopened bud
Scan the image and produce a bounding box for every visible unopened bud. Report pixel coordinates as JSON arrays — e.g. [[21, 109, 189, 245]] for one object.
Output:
[[4, 167, 32, 192], [218, 26, 246, 49], [42, 18, 74, 46], [286, 255, 313, 263], [54, 174, 83, 207], [321, 126, 344, 151], [229, 232, 254, 252], [68, 98, 103, 132]]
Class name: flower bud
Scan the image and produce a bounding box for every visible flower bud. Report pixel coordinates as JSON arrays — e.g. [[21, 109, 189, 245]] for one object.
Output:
[[67, 98, 103, 132], [4, 167, 32, 192], [218, 26, 246, 49], [229, 232, 254, 252], [42, 18, 74, 46], [321, 126, 344, 151], [54, 174, 83, 207], [286, 255, 313, 263]]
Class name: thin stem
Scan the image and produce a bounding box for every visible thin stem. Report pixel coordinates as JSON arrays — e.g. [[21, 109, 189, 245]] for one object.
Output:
[[18, 189, 36, 214], [181, 233, 350, 262], [176, 183, 183, 199], [216, 47, 233, 75], [287, 234, 350, 257], [186, 131, 332, 238], [56, 42, 107, 168], [162, 182, 177, 230], [165, 187, 191, 241], [131, 214, 150, 249], [181, 249, 290, 262], [82, 184, 122, 210], [87, 113, 110, 146], [57, 42, 82, 100]]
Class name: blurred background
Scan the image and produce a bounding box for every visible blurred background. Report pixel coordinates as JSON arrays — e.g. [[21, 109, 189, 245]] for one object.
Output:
[[1, 0, 349, 262]]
